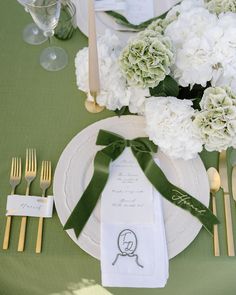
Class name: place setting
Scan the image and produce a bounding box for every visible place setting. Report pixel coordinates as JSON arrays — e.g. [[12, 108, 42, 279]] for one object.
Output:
[[72, 0, 181, 40], [3, 149, 53, 254], [56, 0, 236, 288], [3, 0, 236, 291]]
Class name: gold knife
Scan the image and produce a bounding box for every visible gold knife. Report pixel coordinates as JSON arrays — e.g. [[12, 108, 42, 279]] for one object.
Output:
[[219, 150, 235, 256], [232, 166, 236, 203]]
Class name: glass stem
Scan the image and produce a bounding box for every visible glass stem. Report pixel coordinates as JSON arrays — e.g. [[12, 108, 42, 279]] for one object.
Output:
[[48, 36, 52, 46]]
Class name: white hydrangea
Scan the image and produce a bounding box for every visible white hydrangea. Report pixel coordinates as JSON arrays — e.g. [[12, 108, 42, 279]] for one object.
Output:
[[165, 6, 218, 87], [165, 1, 236, 91], [165, 0, 205, 19], [194, 87, 236, 151], [210, 13, 236, 92], [145, 96, 203, 160], [75, 30, 148, 113]]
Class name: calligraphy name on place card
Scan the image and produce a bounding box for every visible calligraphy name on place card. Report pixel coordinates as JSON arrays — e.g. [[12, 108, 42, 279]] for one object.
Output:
[[6, 195, 54, 218]]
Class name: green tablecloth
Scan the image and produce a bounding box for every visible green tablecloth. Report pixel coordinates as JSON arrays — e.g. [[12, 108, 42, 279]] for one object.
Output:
[[1, 2, 236, 295]]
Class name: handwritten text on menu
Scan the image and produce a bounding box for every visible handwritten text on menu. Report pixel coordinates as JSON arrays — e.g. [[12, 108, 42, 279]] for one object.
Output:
[[102, 148, 154, 224]]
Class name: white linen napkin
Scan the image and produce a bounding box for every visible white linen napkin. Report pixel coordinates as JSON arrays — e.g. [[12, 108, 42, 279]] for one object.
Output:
[[100, 149, 169, 288], [95, 0, 154, 25], [72, 0, 182, 34], [156, 0, 181, 16], [95, 0, 126, 11], [94, 0, 181, 24]]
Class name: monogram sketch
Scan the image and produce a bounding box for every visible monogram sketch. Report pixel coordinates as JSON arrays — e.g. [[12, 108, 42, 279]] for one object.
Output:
[[112, 229, 143, 268]]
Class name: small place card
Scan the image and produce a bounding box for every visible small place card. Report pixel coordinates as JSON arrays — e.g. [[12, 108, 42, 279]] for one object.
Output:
[[102, 148, 154, 224], [6, 195, 54, 218]]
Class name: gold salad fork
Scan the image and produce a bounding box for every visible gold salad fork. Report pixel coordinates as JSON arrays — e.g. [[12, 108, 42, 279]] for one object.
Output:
[[35, 161, 51, 253], [18, 149, 37, 252], [3, 157, 22, 250]]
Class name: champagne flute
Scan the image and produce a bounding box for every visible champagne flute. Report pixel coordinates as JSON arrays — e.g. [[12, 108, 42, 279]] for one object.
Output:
[[17, 0, 47, 45], [26, 0, 68, 71]]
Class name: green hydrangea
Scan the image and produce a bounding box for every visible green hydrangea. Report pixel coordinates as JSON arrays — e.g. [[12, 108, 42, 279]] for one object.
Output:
[[194, 86, 236, 151], [119, 30, 174, 88], [146, 19, 165, 34], [200, 86, 236, 110], [205, 0, 236, 14], [147, 10, 180, 34]]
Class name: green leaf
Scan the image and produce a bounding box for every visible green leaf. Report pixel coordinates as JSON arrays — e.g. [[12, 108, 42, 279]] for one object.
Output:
[[149, 76, 179, 97], [191, 97, 202, 110], [114, 106, 132, 116], [105, 10, 168, 31], [105, 1, 182, 30]]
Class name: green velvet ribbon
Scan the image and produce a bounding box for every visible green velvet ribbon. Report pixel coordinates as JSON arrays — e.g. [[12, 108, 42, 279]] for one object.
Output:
[[64, 129, 219, 237]]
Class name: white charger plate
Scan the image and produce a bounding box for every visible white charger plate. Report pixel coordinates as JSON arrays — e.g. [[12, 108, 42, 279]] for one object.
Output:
[[53, 116, 210, 259], [71, 0, 180, 41]]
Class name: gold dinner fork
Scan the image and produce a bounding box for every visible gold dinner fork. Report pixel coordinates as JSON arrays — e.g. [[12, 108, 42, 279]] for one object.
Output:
[[18, 148, 37, 252], [3, 157, 22, 250], [35, 161, 51, 253]]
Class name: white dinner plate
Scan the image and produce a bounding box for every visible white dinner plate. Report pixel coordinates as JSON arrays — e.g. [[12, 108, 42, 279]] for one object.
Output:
[[71, 0, 180, 41], [53, 115, 210, 260]]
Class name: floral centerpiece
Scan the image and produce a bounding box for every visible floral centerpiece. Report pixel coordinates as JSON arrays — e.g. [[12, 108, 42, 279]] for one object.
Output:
[[75, 0, 236, 160]]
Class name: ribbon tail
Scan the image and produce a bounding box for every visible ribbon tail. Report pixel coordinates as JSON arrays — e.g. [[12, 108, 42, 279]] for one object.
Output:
[[133, 150, 219, 235], [64, 150, 112, 238]]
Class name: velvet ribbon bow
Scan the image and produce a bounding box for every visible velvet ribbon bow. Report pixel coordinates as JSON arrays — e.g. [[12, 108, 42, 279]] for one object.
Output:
[[64, 129, 219, 237]]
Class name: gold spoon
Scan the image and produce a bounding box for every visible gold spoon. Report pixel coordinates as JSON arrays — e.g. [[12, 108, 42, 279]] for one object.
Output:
[[207, 167, 221, 256]]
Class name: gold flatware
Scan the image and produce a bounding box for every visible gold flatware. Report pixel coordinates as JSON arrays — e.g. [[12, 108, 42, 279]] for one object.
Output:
[[3, 157, 22, 250], [219, 150, 235, 256], [230, 149, 236, 202], [84, 0, 104, 113], [207, 167, 221, 256], [35, 161, 52, 254], [18, 148, 37, 252]]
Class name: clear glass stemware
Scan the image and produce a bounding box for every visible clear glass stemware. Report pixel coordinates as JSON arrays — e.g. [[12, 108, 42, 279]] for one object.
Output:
[[17, 0, 47, 45], [26, 0, 68, 71]]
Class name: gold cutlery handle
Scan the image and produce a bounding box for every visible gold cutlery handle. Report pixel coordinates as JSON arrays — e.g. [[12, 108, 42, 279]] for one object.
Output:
[[232, 166, 236, 202], [2, 216, 12, 250], [35, 217, 44, 253], [3, 185, 18, 250], [224, 193, 235, 256], [18, 180, 30, 252], [18, 216, 27, 252], [212, 195, 220, 256]]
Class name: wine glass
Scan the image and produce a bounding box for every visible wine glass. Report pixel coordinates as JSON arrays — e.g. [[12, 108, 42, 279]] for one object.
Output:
[[17, 0, 47, 45], [26, 0, 68, 71]]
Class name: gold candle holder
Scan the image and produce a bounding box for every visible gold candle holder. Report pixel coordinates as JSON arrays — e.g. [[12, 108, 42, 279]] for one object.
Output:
[[85, 91, 104, 113]]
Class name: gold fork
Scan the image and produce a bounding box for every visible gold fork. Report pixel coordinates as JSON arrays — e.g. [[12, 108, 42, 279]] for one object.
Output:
[[35, 161, 52, 253], [3, 157, 22, 250], [18, 148, 37, 252]]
